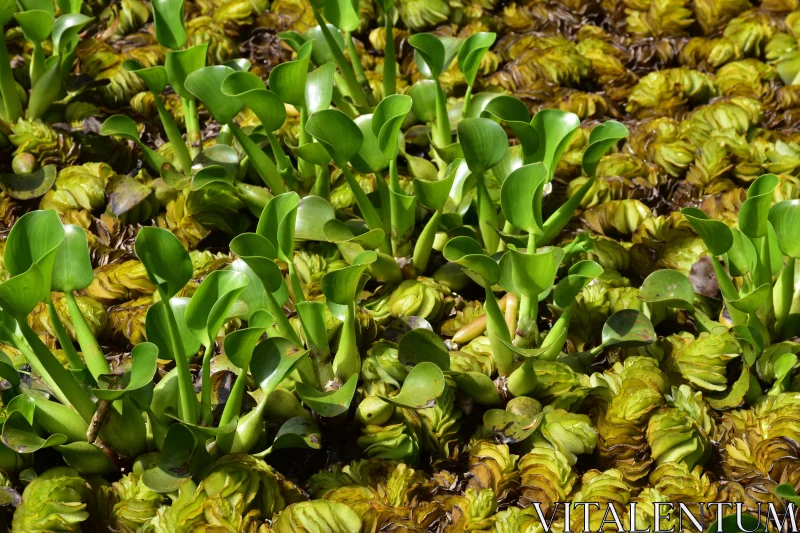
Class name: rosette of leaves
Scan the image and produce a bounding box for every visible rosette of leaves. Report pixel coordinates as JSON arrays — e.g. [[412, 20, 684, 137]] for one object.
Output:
[[11, 467, 90, 533], [532, 407, 598, 466], [569, 469, 632, 532], [404, 384, 463, 459], [517, 447, 577, 511], [39, 163, 116, 214], [626, 68, 719, 117], [386, 278, 448, 322], [467, 440, 520, 502], [271, 500, 361, 533], [646, 385, 714, 469], [665, 331, 741, 392], [107, 473, 164, 532]]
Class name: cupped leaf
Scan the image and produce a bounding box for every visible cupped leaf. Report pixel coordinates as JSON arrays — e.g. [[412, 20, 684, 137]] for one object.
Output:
[[14, 10, 53, 43], [52, 13, 92, 57], [185, 66, 243, 125], [2, 411, 67, 454], [306, 109, 363, 166], [257, 192, 300, 263], [769, 200, 800, 258], [727, 283, 770, 313], [93, 343, 159, 401], [500, 162, 548, 233], [739, 174, 779, 238], [639, 270, 695, 311], [223, 310, 273, 369], [380, 362, 445, 409], [483, 409, 543, 444], [321, 0, 359, 32], [442, 236, 500, 285], [135, 227, 192, 299], [229, 234, 284, 292], [453, 372, 501, 405], [531, 109, 580, 180], [122, 60, 168, 94], [56, 442, 118, 475], [506, 246, 557, 298], [458, 32, 496, 87], [408, 80, 437, 122], [323, 219, 385, 249], [582, 120, 629, 178], [321, 255, 375, 308], [142, 424, 196, 492], [413, 161, 457, 211], [250, 337, 309, 394], [152, 0, 185, 49], [296, 374, 358, 417], [553, 260, 604, 308], [221, 71, 286, 132], [457, 118, 508, 176], [270, 417, 321, 451], [682, 207, 733, 256], [352, 114, 389, 173], [0, 165, 56, 200], [601, 310, 655, 348], [372, 94, 412, 160], [482, 96, 538, 160], [269, 41, 313, 108], [296, 195, 337, 242], [185, 270, 249, 348], [26, 61, 62, 120], [398, 329, 450, 370], [727, 228, 757, 277], [5, 209, 64, 295], [306, 62, 336, 114], [409, 34, 461, 80], [775, 484, 800, 505], [51, 225, 93, 293], [145, 298, 201, 361], [0, 265, 44, 316], [164, 44, 208, 98]]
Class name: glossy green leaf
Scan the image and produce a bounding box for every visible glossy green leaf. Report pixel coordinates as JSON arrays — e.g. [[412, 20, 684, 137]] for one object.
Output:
[[321, 0, 359, 32], [26, 60, 61, 120], [269, 41, 313, 108], [306, 62, 336, 114], [457, 118, 508, 176], [409, 34, 461, 80], [639, 270, 695, 311], [142, 424, 196, 492], [323, 219, 385, 249], [297, 373, 358, 417], [727, 228, 757, 277], [0, 265, 44, 317], [14, 10, 53, 43], [100, 116, 166, 171], [727, 283, 770, 313], [185, 66, 243, 125], [185, 270, 248, 348], [250, 337, 308, 394], [56, 442, 118, 475], [413, 161, 456, 211], [152, 0, 185, 49], [226, 259, 275, 321], [453, 372, 501, 405], [601, 309, 655, 348], [321, 256, 375, 308], [372, 94, 412, 160], [51, 225, 93, 293], [500, 162, 548, 233], [483, 409, 542, 443], [481, 96, 538, 161], [229, 234, 284, 292], [775, 483, 800, 505], [296, 195, 337, 242], [0, 165, 56, 200], [682, 207, 733, 256], [223, 310, 273, 369], [352, 114, 389, 173], [506, 246, 557, 299], [257, 192, 300, 263], [582, 120, 629, 178], [458, 32, 496, 86], [2, 410, 67, 453], [5, 209, 64, 294], [531, 109, 580, 180], [52, 14, 92, 57], [306, 109, 363, 166], [380, 362, 445, 409], [221, 72, 286, 132], [164, 44, 208, 98], [705, 514, 765, 533], [739, 174, 779, 238], [769, 200, 800, 258], [135, 226, 193, 299], [93, 343, 159, 400], [442, 236, 500, 285], [408, 80, 436, 122], [303, 24, 346, 66], [145, 298, 201, 361], [270, 417, 322, 451], [398, 329, 450, 370], [553, 260, 604, 308]]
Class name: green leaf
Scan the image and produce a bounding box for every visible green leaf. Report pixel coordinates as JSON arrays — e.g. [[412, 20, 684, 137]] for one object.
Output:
[[51, 225, 93, 293], [601, 309, 655, 348], [352, 114, 390, 173], [481, 96, 538, 161], [321, 0, 359, 32], [26, 60, 61, 120], [727, 228, 757, 277], [222, 310, 273, 369], [296, 195, 337, 242], [321, 257, 375, 308], [306, 109, 364, 166], [553, 260, 604, 308], [409, 34, 461, 80], [453, 372, 501, 405], [769, 200, 800, 258], [372, 94, 412, 160], [257, 192, 300, 264], [142, 424, 196, 492], [408, 80, 437, 123], [739, 174, 779, 239], [221, 71, 286, 132], [727, 283, 770, 313], [270, 417, 321, 451], [56, 442, 118, 475], [506, 246, 557, 299], [639, 269, 695, 311], [0, 265, 44, 317], [582, 120, 629, 178], [185, 270, 248, 348], [380, 362, 446, 409], [100, 116, 166, 171], [457, 118, 508, 176], [0, 165, 56, 200], [442, 236, 500, 285], [108, 174, 154, 215], [135, 226, 193, 299], [775, 483, 800, 505], [145, 298, 201, 361], [268, 41, 313, 108], [705, 514, 765, 533], [250, 337, 308, 394], [14, 10, 53, 43], [164, 44, 208, 98], [229, 234, 284, 293], [185, 66, 243, 125], [52, 14, 92, 57], [323, 219, 385, 249], [398, 329, 450, 370], [2, 409, 67, 453], [303, 24, 346, 66], [500, 162, 548, 233], [682, 207, 733, 256], [93, 342, 159, 400], [5, 210, 64, 293], [152, 0, 185, 49], [296, 373, 358, 417], [483, 409, 542, 443], [457, 32, 495, 86], [124, 60, 168, 93], [413, 161, 456, 212], [531, 109, 580, 180], [305, 62, 336, 114]]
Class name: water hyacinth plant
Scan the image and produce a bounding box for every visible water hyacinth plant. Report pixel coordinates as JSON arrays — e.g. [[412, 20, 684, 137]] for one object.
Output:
[[2, 0, 800, 529]]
